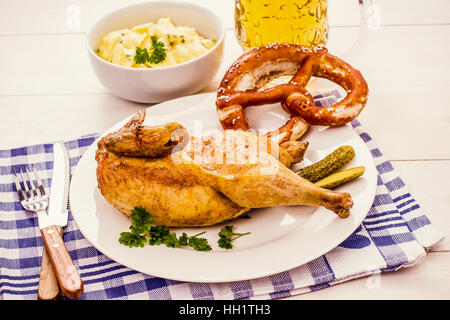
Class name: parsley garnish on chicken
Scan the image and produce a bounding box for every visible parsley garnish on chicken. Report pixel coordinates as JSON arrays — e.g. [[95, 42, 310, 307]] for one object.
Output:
[[148, 225, 170, 246], [188, 233, 212, 251], [163, 231, 212, 251], [217, 225, 251, 249], [129, 206, 153, 234], [119, 207, 211, 251], [118, 232, 147, 248]]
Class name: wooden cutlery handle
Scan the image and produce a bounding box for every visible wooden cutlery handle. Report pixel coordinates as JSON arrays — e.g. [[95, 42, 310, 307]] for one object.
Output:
[[40, 225, 84, 299], [38, 233, 61, 300]]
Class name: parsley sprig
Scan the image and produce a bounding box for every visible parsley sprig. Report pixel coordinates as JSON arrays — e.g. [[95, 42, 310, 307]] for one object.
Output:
[[133, 35, 167, 65], [119, 208, 250, 251], [118, 232, 147, 248], [148, 225, 170, 246], [164, 231, 211, 251], [119, 207, 211, 251], [148, 35, 166, 64], [129, 206, 153, 234], [217, 225, 251, 249], [133, 47, 150, 64]]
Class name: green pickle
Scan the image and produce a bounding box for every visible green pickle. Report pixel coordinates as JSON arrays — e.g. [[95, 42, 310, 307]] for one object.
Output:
[[315, 166, 366, 189], [296, 146, 355, 182]]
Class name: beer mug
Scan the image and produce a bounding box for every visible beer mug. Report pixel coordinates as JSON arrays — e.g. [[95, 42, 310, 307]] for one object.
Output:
[[235, 0, 371, 50]]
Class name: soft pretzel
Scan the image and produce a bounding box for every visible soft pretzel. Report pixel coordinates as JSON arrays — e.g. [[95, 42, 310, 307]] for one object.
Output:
[[216, 44, 369, 136]]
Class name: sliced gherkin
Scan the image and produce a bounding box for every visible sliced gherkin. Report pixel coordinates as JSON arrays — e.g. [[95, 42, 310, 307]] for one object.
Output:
[[315, 166, 366, 189], [296, 146, 355, 182]]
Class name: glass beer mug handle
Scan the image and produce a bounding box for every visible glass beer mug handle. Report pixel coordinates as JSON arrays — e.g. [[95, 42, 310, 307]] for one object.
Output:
[[341, 0, 374, 64]]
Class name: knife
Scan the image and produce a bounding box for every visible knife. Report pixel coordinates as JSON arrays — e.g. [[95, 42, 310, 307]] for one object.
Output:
[[38, 142, 84, 300], [38, 240, 61, 300], [38, 142, 68, 300]]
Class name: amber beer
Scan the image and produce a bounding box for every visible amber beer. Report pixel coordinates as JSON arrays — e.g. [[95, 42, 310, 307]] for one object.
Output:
[[235, 0, 328, 49]]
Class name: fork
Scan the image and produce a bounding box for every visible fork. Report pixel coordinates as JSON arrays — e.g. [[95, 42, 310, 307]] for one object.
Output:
[[13, 165, 49, 224], [13, 166, 60, 300], [13, 165, 82, 300]]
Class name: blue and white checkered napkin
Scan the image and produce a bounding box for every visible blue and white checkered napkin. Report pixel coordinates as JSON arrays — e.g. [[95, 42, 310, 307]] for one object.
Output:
[[0, 92, 444, 300]]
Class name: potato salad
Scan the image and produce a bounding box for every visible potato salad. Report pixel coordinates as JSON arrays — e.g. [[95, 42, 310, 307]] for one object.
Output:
[[96, 18, 216, 68]]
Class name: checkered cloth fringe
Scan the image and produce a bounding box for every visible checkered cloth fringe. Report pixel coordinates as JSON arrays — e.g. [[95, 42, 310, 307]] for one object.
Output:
[[0, 92, 443, 300]]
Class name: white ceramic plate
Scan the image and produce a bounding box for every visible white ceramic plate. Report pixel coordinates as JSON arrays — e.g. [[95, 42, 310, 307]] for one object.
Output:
[[70, 92, 377, 283]]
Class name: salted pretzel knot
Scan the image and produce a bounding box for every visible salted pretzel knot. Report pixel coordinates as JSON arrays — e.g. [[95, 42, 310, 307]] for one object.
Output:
[[216, 44, 369, 139]]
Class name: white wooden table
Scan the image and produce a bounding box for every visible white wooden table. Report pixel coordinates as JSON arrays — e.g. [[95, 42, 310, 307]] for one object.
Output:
[[1, 0, 449, 299]]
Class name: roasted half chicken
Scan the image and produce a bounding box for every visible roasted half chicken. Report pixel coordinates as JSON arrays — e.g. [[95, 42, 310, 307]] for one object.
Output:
[[96, 109, 353, 227]]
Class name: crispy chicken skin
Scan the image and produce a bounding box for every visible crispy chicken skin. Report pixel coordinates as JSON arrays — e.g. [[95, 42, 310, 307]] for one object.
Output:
[[95, 109, 353, 227]]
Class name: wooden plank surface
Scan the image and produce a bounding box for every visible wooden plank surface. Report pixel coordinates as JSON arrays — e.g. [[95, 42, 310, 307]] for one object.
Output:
[[1, 26, 449, 161], [0, 30, 240, 96], [1, 84, 449, 161], [1, 0, 449, 35], [2, 25, 450, 96], [285, 252, 450, 299]]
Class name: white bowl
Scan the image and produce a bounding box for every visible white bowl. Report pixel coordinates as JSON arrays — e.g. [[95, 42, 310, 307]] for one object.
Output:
[[86, 1, 224, 103]]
